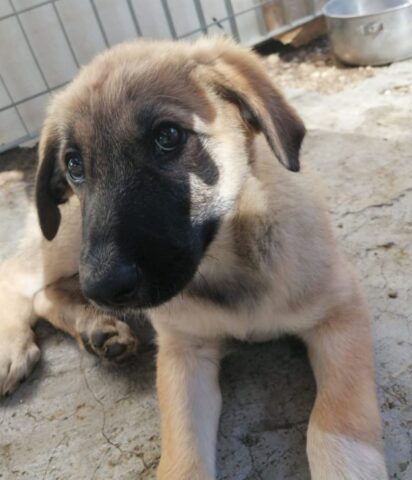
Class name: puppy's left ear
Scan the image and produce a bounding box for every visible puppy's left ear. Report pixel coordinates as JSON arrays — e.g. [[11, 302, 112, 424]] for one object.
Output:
[[35, 122, 72, 241], [196, 41, 306, 172]]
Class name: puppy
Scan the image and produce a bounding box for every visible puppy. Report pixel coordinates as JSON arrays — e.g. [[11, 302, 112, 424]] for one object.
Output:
[[0, 37, 387, 479]]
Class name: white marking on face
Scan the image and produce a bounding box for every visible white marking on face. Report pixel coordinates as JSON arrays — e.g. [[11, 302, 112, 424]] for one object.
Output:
[[191, 113, 249, 221]]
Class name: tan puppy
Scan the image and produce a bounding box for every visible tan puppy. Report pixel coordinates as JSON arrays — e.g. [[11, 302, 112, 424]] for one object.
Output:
[[0, 37, 387, 479]]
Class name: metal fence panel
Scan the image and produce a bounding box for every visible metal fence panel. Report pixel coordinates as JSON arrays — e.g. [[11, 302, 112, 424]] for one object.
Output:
[[0, 0, 326, 152]]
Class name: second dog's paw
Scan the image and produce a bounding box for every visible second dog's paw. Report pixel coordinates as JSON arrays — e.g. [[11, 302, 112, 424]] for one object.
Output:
[[0, 327, 40, 397], [79, 316, 138, 362]]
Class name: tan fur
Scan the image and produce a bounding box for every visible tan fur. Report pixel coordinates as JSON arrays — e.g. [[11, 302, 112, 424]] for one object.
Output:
[[0, 37, 387, 479], [33, 277, 137, 359]]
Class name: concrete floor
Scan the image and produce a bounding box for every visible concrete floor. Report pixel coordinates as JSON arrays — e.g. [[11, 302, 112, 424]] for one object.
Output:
[[0, 50, 411, 480]]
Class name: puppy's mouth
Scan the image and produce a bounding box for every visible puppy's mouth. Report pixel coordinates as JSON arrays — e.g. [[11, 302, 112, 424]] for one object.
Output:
[[88, 299, 134, 318], [80, 259, 199, 312]]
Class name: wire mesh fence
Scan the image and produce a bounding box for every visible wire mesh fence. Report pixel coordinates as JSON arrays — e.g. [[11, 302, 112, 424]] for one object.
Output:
[[0, 0, 325, 153]]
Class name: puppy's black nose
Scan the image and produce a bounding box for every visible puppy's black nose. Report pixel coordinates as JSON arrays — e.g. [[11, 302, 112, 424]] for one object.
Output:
[[82, 262, 140, 306]]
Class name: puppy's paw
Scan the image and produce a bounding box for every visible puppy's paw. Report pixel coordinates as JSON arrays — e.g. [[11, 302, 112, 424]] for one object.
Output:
[[79, 316, 138, 362], [0, 327, 40, 397]]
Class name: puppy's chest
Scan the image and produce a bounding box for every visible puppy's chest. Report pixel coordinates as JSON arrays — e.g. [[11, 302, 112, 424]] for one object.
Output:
[[151, 293, 322, 341]]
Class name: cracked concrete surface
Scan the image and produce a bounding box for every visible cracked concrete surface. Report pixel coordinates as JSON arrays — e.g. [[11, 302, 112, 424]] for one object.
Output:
[[1, 52, 411, 479]]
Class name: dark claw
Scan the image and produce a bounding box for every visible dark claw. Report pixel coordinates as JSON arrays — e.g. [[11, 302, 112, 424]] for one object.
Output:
[[105, 343, 127, 360], [91, 330, 116, 349], [80, 332, 96, 355]]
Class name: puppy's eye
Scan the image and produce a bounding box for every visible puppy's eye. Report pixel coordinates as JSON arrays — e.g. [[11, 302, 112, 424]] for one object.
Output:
[[153, 123, 185, 154], [65, 151, 85, 183]]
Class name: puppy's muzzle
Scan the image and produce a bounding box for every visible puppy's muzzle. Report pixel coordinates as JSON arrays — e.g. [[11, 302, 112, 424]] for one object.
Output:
[[82, 260, 140, 307]]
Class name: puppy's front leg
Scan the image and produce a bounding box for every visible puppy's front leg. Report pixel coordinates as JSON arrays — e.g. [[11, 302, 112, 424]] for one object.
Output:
[[156, 330, 222, 480], [0, 288, 40, 396], [302, 294, 388, 480]]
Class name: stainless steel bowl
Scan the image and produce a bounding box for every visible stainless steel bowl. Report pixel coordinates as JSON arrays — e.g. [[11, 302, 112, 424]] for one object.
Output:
[[324, 0, 412, 65]]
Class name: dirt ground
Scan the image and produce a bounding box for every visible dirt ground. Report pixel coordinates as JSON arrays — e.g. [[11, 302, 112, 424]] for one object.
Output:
[[263, 36, 377, 93], [0, 38, 411, 479]]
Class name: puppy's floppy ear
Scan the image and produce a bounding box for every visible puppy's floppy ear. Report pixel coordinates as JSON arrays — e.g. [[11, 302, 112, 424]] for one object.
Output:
[[196, 40, 305, 172], [35, 122, 71, 241]]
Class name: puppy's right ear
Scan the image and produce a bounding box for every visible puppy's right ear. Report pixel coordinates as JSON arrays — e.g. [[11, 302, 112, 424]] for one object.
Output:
[[35, 124, 71, 241]]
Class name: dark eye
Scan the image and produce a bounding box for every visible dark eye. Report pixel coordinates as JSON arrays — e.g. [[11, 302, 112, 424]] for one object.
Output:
[[153, 123, 185, 154], [65, 151, 84, 183]]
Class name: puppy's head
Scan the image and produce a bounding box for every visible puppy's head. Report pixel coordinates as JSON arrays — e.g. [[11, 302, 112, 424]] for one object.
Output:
[[36, 37, 305, 309]]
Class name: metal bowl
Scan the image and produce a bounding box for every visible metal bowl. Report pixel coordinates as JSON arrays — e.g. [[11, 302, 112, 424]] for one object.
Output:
[[324, 0, 412, 65]]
